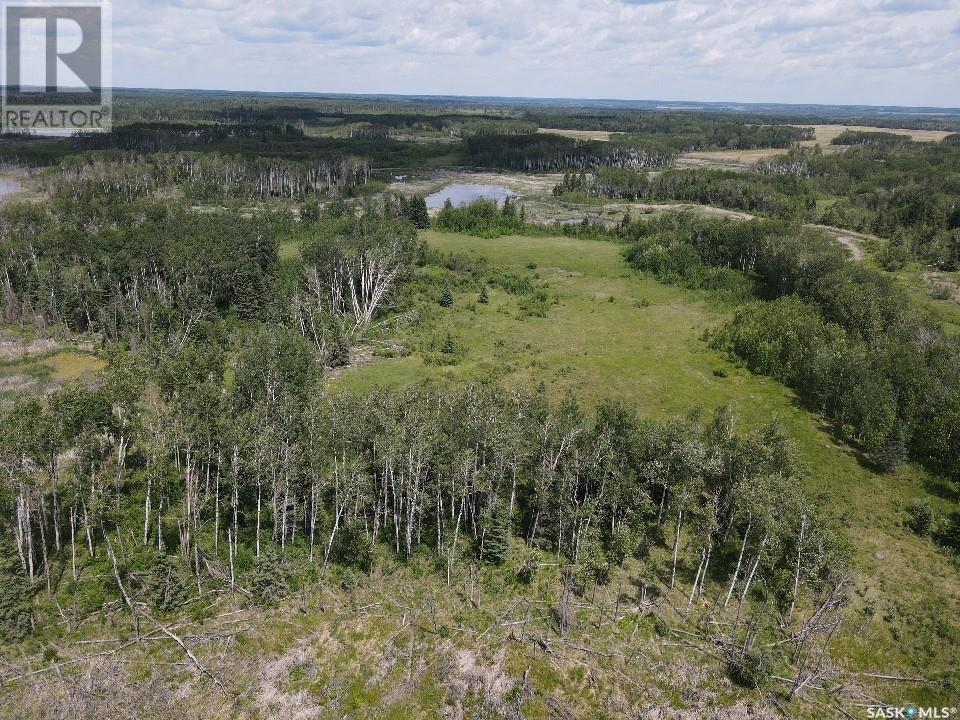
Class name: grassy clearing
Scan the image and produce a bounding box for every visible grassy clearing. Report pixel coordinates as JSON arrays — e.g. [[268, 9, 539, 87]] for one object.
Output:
[[678, 148, 789, 168], [888, 265, 960, 335], [338, 230, 960, 697], [796, 125, 955, 147], [536, 128, 618, 141], [0, 349, 105, 384]]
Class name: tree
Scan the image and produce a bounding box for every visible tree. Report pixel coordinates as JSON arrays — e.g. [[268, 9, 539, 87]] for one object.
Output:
[[482, 504, 511, 565], [442, 332, 456, 355], [439, 284, 454, 307], [478, 285, 489, 304], [405, 195, 430, 229]]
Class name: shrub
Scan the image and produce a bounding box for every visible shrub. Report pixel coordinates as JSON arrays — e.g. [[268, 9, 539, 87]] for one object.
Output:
[[252, 550, 289, 605], [906, 499, 935, 537], [0, 560, 33, 642], [332, 525, 374, 573], [145, 554, 192, 613], [725, 648, 772, 689], [929, 284, 953, 301]]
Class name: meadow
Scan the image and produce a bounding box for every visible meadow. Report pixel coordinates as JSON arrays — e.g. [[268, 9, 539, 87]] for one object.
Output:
[[337, 229, 960, 704]]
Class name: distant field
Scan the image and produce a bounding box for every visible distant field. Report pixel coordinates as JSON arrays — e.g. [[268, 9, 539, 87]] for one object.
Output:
[[676, 125, 955, 167], [798, 124, 955, 145], [536, 127, 617, 141], [678, 147, 788, 167]]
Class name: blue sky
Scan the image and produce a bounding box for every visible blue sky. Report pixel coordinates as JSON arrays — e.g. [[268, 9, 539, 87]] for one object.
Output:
[[112, 0, 960, 107]]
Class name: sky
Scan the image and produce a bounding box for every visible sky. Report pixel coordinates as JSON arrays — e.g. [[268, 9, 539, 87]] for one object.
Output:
[[110, 0, 960, 108]]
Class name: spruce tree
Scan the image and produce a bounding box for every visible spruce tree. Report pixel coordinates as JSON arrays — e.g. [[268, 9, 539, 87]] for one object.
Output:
[[407, 195, 430, 229], [252, 550, 289, 606], [0, 559, 32, 642], [439, 284, 454, 307], [442, 332, 456, 355], [483, 506, 511, 565], [478, 285, 489, 304]]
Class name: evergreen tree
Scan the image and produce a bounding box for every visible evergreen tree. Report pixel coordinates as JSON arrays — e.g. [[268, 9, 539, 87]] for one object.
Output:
[[0, 559, 32, 642], [442, 332, 456, 354], [252, 550, 289, 606], [145, 554, 192, 613], [478, 285, 489, 304], [439, 284, 454, 307], [406, 195, 430, 229], [482, 506, 511, 565]]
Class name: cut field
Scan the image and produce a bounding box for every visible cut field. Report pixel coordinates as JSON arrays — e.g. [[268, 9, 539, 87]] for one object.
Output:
[[678, 147, 788, 168], [336, 230, 960, 703], [797, 124, 955, 146], [536, 128, 618, 141]]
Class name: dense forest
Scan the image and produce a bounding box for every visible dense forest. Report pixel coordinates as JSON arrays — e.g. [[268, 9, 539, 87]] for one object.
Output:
[[622, 214, 960, 485]]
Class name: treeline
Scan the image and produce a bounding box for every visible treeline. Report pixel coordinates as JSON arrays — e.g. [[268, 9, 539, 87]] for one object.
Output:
[[623, 214, 960, 479], [829, 130, 910, 147], [0, 200, 283, 340], [0, 353, 847, 630], [555, 167, 817, 217], [465, 134, 677, 171], [74, 122, 306, 153], [525, 110, 814, 150], [0, 197, 422, 362], [556, 141, 960, 269], [44, 152, 372, 204], [433, 198, 526, 237]]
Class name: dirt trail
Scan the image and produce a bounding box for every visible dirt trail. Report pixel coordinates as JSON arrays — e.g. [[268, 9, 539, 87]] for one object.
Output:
[[805, 224, 871, 261]]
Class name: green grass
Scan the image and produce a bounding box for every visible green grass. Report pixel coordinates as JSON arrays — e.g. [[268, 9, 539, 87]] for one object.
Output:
[[0, 349, 105, 382], [337, 230, 960, 693]]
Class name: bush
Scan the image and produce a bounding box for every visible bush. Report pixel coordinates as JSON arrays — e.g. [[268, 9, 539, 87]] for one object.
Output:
[[937, 512, 960, 552], [0, 560, 33, 642], [929, 284, 953, 301], [331, 525, 374, 573], [252, 550, 289, 605], [725, 649, 772, 689], [144, 554, 192, 613], [906, 499, 935, 537]]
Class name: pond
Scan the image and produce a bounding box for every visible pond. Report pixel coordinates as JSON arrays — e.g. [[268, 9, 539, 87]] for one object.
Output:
[[426, 184, 515, 210], [0, 178, 21, 201]]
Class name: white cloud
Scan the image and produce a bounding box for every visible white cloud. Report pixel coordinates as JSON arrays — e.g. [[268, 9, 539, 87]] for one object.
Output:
[[111, 0, 960, 107]]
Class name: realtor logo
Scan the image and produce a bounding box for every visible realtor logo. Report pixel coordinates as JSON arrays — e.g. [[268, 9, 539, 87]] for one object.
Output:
[[2, 0, 112, 132]]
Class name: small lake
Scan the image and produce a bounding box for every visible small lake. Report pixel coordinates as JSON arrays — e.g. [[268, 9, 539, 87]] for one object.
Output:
[[0, 178, 21, 201], [426, 184, 515, 209]]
